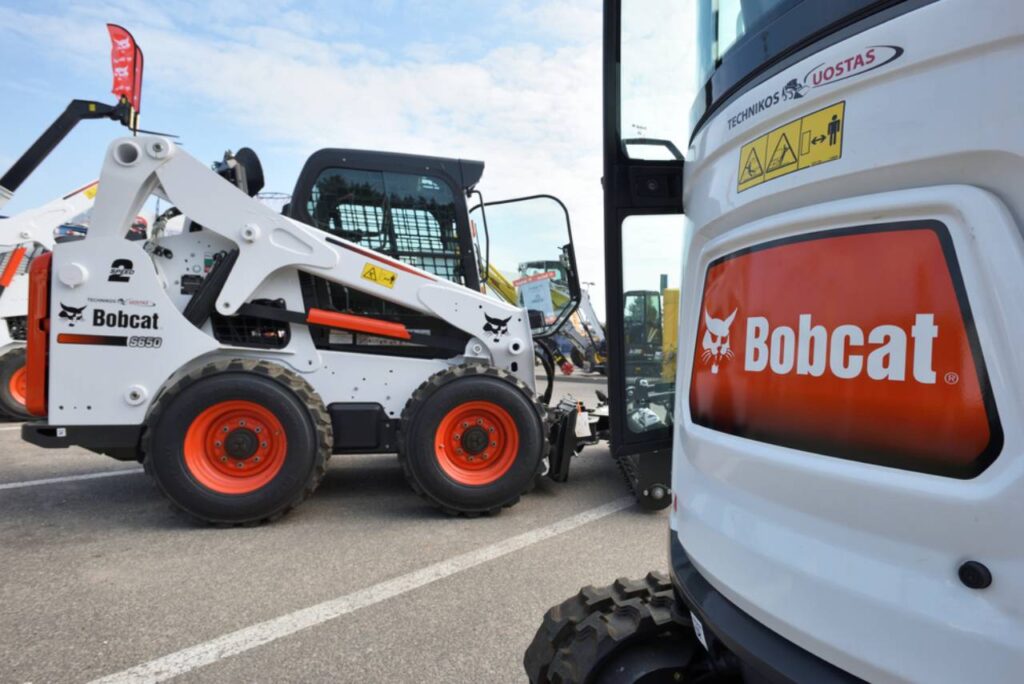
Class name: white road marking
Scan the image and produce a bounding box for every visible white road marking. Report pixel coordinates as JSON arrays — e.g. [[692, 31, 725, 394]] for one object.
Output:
[[0, 469, 142, 491], [90, 496, 635, 683]]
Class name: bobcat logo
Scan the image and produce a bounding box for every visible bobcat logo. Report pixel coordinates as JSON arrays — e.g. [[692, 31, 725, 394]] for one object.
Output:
[[114, 37, 131, 50], [701, 308, 737, 374], [113, 66, 130, 79], [483, 313, 511, 342], [59, 303, 87, 327], [782, 78, 808, 100]]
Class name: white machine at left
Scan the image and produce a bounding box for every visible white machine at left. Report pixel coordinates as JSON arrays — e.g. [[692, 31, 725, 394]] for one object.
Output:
[[0, 181, 97, 418]]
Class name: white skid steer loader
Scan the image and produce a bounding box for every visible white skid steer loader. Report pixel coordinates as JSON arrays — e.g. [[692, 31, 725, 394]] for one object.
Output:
[[13, 112, 596, 523], [0, 181, 97, 418]]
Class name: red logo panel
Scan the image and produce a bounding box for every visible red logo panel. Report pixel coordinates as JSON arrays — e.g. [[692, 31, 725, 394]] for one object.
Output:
[[689, 223, 1001, 478]]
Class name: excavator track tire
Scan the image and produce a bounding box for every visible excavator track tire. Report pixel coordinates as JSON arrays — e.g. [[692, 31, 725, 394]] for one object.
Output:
[[0, 347, 32, 420], [524, 572, 705, 684], [141, 358, 331, 526], [398, 364, 546, 516]]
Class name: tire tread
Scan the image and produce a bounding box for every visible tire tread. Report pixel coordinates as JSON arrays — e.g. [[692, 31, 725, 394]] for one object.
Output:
[[523, 571, 691, 683]]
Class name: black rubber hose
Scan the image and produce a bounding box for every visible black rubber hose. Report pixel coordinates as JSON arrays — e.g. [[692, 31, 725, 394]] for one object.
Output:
[[534, 341, 555, 405]]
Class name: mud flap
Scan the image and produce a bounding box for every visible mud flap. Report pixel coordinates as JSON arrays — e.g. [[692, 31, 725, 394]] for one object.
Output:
[[547, 400, 579, 483]]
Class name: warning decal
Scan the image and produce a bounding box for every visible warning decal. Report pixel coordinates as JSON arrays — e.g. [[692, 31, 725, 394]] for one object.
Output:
[[361, 262, 397, 288], [737, 101, 845, 192], [738, 147, 764, 185]]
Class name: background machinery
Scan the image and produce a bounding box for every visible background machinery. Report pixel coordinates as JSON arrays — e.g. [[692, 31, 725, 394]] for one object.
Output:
[[0, 182, 98, 418], [528, 0, 1024, 682]]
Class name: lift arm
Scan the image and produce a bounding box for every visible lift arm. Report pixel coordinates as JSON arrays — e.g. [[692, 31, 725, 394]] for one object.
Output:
[[0, 99, 130, 211]]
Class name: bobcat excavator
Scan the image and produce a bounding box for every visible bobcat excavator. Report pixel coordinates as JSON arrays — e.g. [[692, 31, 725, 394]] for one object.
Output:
[[0, 181, 98, 418], [527, 0, 1024, 682]]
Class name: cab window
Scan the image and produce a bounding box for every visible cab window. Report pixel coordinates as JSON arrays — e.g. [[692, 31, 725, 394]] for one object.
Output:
[[307, 168, 464, 283]]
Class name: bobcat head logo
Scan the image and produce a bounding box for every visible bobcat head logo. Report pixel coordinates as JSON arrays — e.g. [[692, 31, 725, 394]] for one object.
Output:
[[701, 308, 737, 374], [782, 78, 807, 99], [59, 303, 87, 327], [483, 313, 511, 342]]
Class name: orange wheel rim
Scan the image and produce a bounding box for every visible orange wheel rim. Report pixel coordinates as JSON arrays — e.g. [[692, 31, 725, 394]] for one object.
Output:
[[183, 400, 288, 494], [8, 365, 27, 407], [435, 400, 519, 485]]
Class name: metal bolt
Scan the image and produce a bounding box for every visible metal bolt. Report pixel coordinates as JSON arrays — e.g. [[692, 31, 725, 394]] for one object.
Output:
[[222, 426, 229, 433], [467, 455, 474, 462], [490, 441, 497, 447], [261, 442, 268, 449], [220, 456, 228, 463], [456, 448, 463, 455], [254, 427, 262, 434], [239, 420, 246, 427], [235, 462, 244, 469], [253, 457, 261, 463], [462, 422, 469, 429], [214, 441, 222, 448], [476, 419, 483, 425], [481, 453, 489, 460], [454, 433, 461, 441], [488, 427, 494, 433]]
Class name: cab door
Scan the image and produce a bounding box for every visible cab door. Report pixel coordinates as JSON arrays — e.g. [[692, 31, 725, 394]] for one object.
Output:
[[602, 0, 690, 486]]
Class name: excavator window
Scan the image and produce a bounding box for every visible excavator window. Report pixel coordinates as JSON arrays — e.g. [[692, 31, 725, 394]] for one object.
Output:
[[307, 167, 464, 284]]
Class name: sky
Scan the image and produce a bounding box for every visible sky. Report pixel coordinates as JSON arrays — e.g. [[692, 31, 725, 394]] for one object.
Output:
[[0, 0, 695, 317]]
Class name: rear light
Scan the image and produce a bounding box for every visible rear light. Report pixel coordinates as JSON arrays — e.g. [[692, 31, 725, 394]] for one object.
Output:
[[0, 246, 27, 291], [26, 252, 51, 416]]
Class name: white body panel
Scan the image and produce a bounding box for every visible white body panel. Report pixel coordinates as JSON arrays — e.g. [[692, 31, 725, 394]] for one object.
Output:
[[671, 1, 1024, 681], [46, 139, 534, 426]]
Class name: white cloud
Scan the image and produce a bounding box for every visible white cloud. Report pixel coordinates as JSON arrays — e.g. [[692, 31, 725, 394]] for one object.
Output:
[[0, 0, 682, 317]]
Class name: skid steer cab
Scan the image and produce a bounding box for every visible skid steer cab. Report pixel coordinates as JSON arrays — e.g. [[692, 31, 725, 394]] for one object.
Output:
[[19, 133, 587, 525]]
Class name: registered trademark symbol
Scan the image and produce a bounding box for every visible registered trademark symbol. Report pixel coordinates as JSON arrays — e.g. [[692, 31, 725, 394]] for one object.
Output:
[[944, 371, 960, 385]]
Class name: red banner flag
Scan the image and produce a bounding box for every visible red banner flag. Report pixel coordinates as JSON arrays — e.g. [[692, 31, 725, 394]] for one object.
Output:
[[106, 24, 143, 113]]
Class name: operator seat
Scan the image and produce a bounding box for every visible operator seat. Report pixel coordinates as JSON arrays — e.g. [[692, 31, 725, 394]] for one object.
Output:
[[234, 147, 265, 197]]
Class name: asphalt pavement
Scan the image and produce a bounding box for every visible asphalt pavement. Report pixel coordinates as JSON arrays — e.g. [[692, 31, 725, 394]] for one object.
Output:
[[0, 372, 668, 683]]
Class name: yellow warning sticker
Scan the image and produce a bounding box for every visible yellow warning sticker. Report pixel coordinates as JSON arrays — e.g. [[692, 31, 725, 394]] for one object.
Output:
[[82, 184, 99, 199], [361, 262, 397, 288], [737, 101, 845, 192]]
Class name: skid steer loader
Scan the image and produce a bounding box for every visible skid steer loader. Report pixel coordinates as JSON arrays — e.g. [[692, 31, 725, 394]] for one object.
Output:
[[527, 0, 1024, 682], [8, 92, 595, 523], [0, 181, 98, 418]]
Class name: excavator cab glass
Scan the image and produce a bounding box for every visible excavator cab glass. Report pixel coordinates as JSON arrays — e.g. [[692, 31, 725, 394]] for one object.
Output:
[[603, 0, 689, 452], [469, 195, 580, 339]]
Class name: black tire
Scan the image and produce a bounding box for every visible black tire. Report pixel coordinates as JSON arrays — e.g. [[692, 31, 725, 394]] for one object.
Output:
[[398, 364, 545, 516], [0, 347, 32, 420], [525, 572, 708, 684], [141, 359, 331, 525]]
